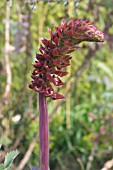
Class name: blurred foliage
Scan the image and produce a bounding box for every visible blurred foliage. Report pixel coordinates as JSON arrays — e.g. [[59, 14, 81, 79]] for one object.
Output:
[[0, 0, 113, 170]]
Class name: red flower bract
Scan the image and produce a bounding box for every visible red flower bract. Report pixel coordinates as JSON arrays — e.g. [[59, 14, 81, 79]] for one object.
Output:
[[29, 18, 105, 99]]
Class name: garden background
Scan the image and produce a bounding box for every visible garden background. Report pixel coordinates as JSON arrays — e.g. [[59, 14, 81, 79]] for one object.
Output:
[[0, 0, 113, 170]]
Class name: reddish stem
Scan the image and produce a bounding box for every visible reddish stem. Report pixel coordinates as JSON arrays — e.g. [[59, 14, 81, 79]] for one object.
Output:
[[39, 92, 49, 170]]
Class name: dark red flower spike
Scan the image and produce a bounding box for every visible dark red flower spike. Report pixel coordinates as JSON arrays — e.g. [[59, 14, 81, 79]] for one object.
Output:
[[29, 18, 105, 99]]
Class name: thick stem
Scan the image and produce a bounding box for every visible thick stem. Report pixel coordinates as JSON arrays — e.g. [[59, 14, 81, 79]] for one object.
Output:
[[39, 93, 49, 170]]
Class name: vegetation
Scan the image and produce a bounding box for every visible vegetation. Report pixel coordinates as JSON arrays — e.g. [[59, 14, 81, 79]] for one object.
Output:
[[0, 0, 113, 170]]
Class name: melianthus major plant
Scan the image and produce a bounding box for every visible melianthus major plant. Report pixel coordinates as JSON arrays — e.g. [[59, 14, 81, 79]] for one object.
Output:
[[29, 18, 105, 170]]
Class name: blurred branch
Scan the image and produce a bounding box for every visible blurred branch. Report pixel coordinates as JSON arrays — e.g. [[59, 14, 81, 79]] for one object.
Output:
[[17, 133, 39, 170], [38, 1, 48, 44], [86, 142, 98, 170], [65, 1, 73, 130], [10, 132, 25, 150], [101, 159, 113, 170], [24, 10, 32, 89], [77, 158, 85, 170], [2, 5, 32, 116], [2, 2, 11, 104]]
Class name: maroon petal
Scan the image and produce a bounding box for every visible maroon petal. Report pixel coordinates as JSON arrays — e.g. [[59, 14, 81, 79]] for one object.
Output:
[[38, 86, 45, 93], [57, 30, 63, 39], [61, 20, 67, 28], [46, 73, 64, 86], [43, 52, 51, 59], [36, 53, 44, 61], [29, 83, 34, 89], [53, 37, 60, 46], [61, 55, 72, 61], [33, 87, 39, 92], [44, 59, 52, 70], [51, 48, 59, 56], [39, 44, 45, 54], [33, 62, 42, 68], [59, 46, 69, 54], [32, 69, 44, 75], [53, 76, 64, 86], [66, 30, 73, 37], [51, 69, 68, 77], [48, 40, 56, 48], [63, 39, 71, 46], [44, 86, 54, 97], [53, 59, 61, 68], [53, 58, 70, 69], [42, 38, 49, 47], [51, 93, 64, 100]]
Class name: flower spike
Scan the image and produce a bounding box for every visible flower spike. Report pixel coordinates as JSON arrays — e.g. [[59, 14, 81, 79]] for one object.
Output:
[[29, 18, 105, 99]]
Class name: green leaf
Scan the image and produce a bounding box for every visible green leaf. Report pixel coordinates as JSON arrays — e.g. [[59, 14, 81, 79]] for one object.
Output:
[[3, 150, 19, 169], [0, 164, 4, 169]]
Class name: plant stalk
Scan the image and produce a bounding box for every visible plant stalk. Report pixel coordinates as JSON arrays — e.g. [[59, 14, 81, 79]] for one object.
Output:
[[39, 92, 49, 170]]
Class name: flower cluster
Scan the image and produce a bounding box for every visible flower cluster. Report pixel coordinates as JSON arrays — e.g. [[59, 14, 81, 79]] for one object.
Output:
[[29, 18, 104, 99]]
